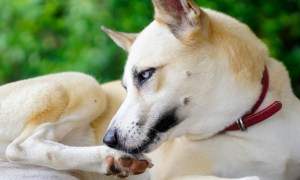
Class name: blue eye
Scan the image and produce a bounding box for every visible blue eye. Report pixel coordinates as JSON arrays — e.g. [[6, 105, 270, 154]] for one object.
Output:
[[141, 70, 151, 79], [137, 68, 156, 84]]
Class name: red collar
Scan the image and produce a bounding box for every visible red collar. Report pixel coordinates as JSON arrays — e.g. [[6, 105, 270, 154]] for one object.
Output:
[[223, 67, 282, 132]]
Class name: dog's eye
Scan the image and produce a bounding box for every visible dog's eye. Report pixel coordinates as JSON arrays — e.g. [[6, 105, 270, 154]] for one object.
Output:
[[137, 68, 156, 84]]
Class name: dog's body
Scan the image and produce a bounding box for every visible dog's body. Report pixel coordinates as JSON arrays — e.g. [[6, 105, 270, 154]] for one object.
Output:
[[0, 72, 128, 179], [1, 0, 300, 180]]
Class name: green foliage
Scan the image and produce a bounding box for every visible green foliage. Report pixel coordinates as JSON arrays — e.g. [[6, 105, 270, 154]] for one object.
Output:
[[0, 0, 299, 96]]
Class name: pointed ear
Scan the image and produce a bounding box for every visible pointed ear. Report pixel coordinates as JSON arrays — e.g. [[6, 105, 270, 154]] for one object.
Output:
[[101, 26, 138, 52], [152, 0, 209, 44]]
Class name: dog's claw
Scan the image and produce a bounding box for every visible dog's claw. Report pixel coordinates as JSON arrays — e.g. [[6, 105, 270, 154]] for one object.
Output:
[[147, 161, 154, 168], [117, 169, 129, 178]]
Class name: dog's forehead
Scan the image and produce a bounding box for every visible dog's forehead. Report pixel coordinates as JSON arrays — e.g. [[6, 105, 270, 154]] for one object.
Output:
[[127, 21, 182, 68]]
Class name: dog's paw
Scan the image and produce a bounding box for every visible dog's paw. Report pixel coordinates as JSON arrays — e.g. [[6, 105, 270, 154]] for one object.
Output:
[[101, 149, 153, 178]]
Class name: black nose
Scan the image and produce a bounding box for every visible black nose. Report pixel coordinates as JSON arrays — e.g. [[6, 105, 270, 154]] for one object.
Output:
[[103, 129, 118, 148]]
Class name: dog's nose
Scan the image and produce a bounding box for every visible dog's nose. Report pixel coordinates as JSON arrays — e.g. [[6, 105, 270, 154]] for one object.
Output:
[[103, 129, 118, 148]]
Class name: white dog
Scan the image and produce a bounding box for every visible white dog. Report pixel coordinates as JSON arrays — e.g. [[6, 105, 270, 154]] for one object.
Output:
[[102, 0, 300, 180], [1, 0, 299, 180]]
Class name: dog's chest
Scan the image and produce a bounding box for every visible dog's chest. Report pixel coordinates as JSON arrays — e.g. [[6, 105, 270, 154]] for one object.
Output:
[[147, 138, 213, 179], [148, 136, 300, 180]]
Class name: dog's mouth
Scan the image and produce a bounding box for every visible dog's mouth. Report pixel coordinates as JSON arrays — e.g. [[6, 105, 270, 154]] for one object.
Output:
[[122, 130, 161, 154], [115, 107, 182, 154]]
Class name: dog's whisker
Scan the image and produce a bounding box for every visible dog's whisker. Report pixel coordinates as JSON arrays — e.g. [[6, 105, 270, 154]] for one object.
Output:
[[140, 125, 159, 133], [187, 71, 209, 76], [137, 146, 142, 154], [132, 141, 142, 154], [188, 101, 205, 108]]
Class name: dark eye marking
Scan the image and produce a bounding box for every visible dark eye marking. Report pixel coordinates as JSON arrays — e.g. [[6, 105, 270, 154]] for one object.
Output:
[[133, 67, 156, 87]]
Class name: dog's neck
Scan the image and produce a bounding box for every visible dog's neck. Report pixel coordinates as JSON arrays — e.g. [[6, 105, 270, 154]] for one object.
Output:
[[223, 66, 282, 132], [182, 66, 282, 142]]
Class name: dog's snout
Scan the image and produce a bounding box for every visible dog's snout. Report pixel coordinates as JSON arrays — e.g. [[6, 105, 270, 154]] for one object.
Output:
[[103, 129, 118, 148]]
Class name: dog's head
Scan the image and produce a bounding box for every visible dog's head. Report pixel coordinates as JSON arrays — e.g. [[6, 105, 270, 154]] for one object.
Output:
[[103, 0, 268, 153]]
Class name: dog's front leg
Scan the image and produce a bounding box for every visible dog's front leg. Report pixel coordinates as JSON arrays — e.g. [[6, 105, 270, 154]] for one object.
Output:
[[6, 122, 151, 177]]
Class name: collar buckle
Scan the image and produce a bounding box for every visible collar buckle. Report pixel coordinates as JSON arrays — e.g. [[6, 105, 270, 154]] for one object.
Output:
[[236, 118, 247, 131]]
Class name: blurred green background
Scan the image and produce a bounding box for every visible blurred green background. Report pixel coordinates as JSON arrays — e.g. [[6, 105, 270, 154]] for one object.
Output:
[[0, 0, 299, 97]]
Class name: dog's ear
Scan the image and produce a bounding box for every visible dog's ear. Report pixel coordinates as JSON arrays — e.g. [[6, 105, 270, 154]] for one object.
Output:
[[152, 0, 209, 44], [102, 26, 138, 52]]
